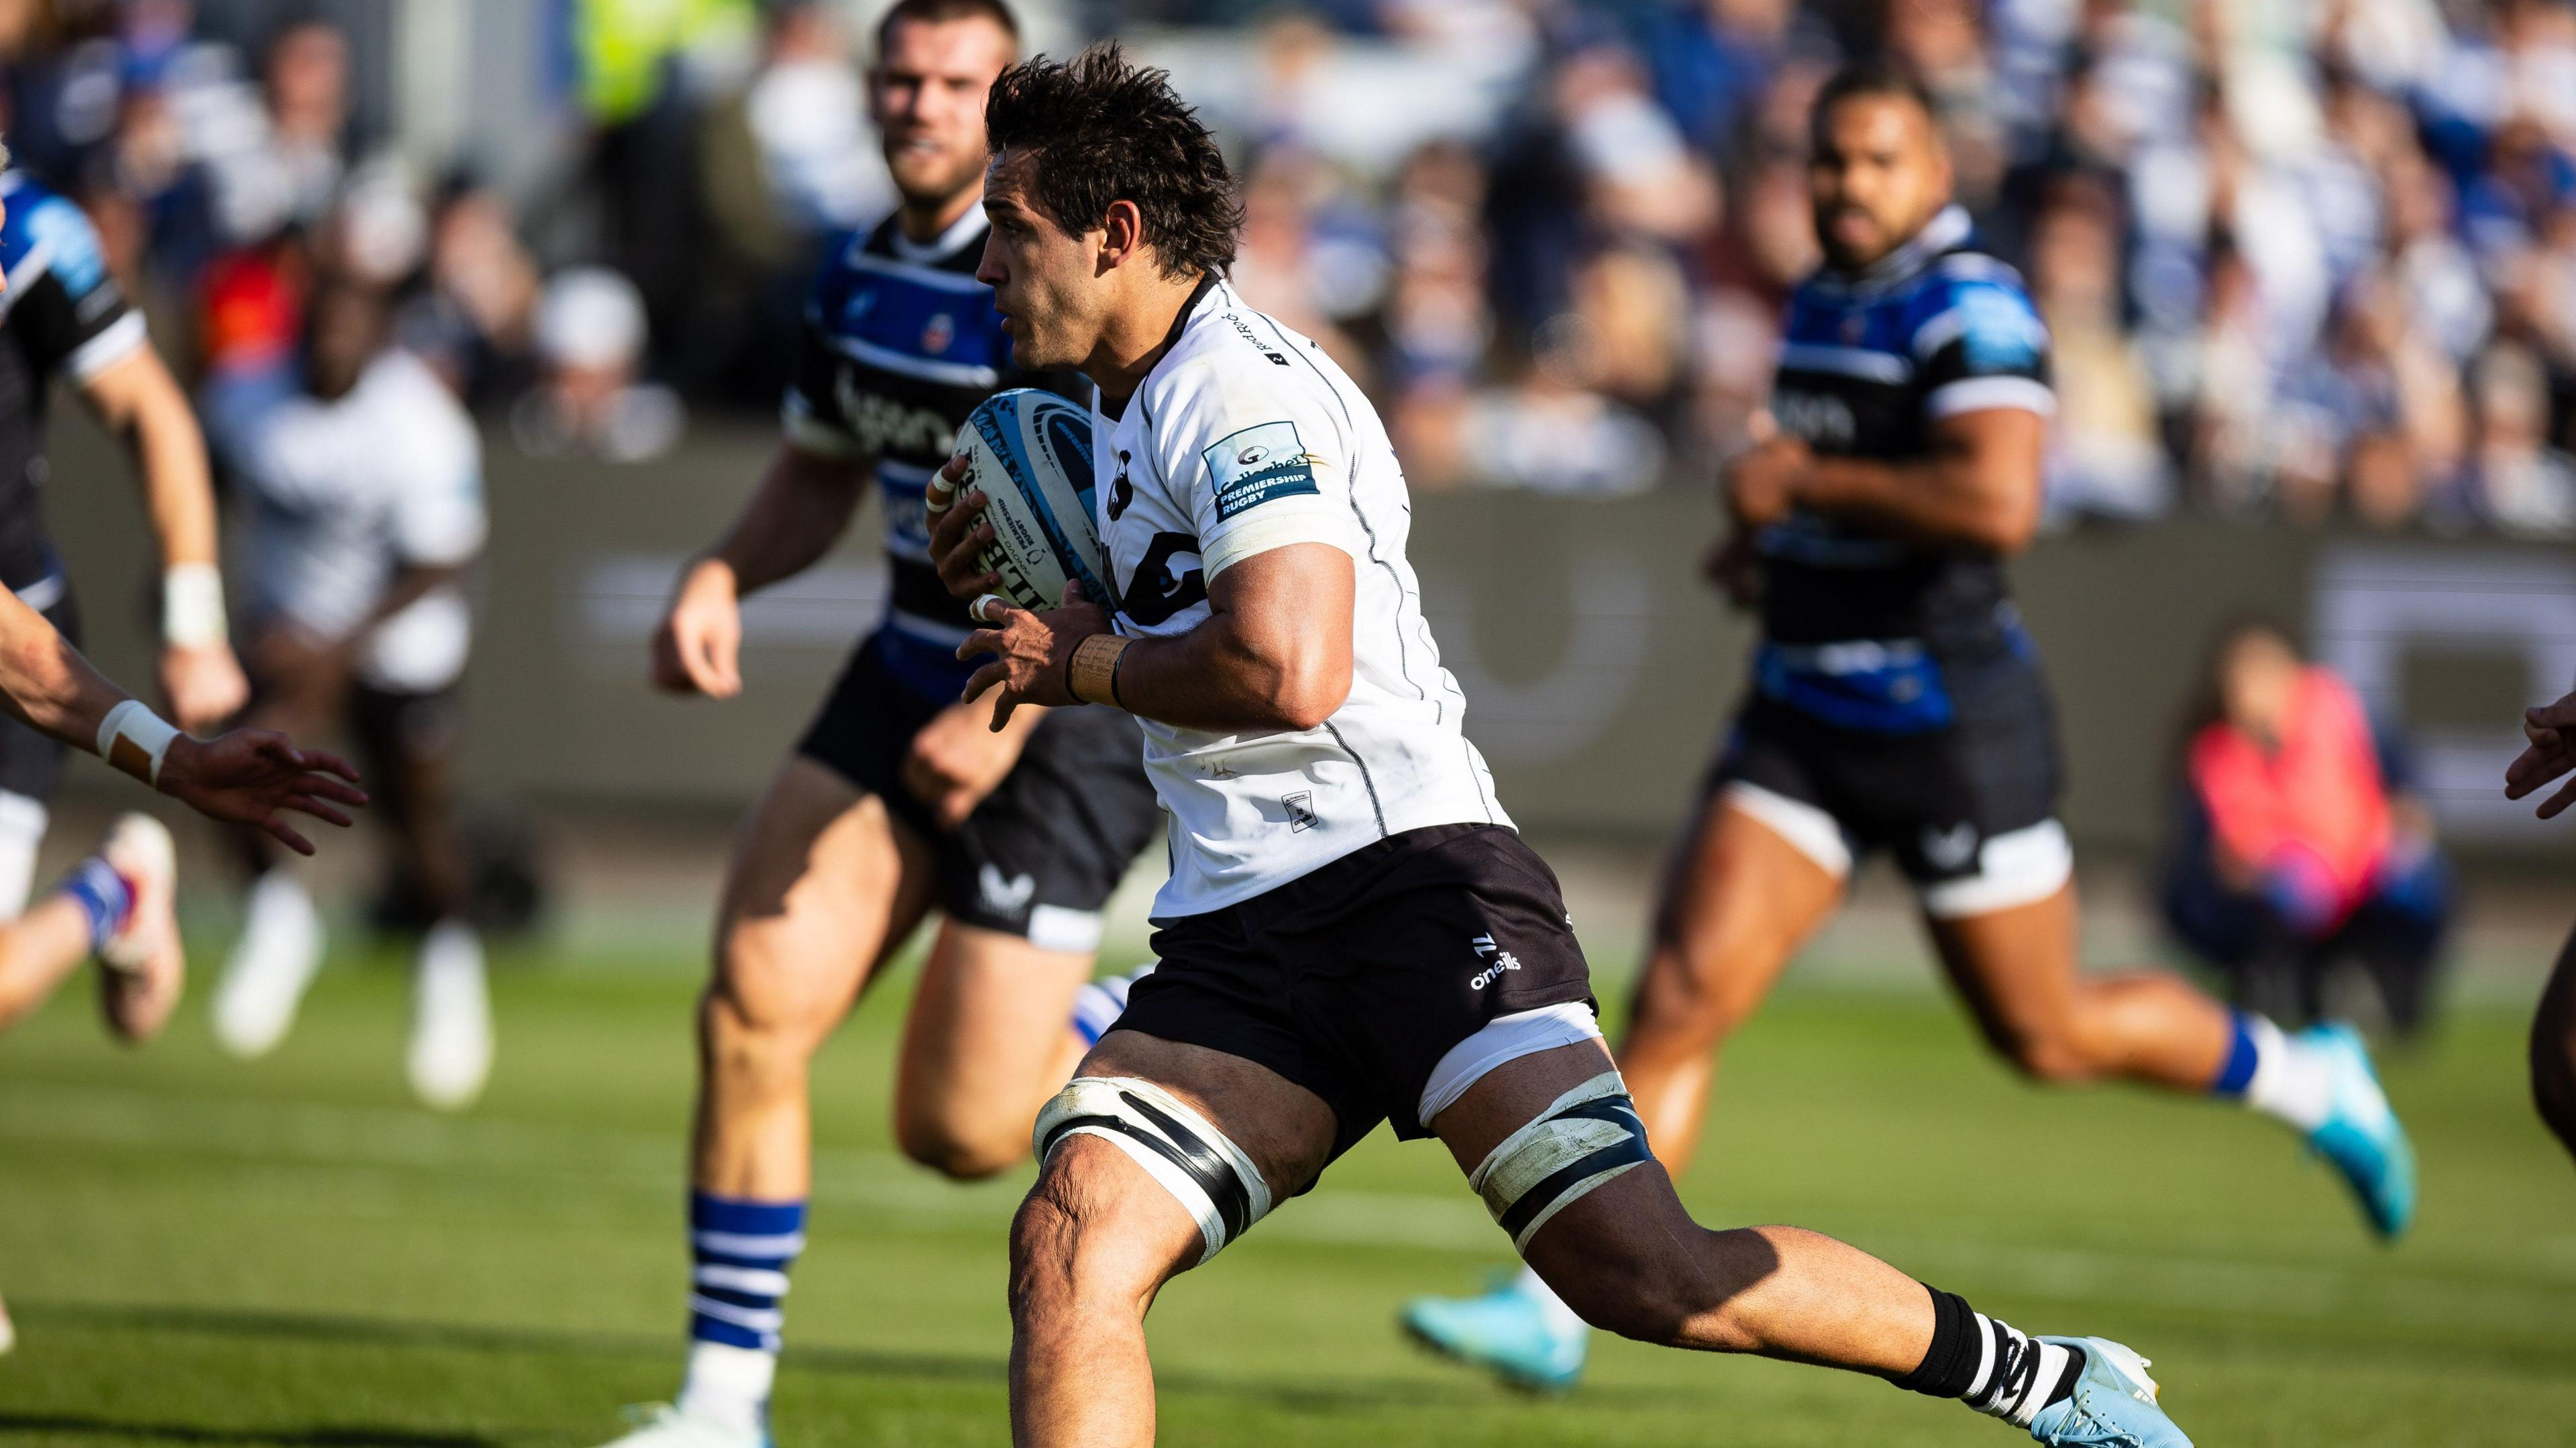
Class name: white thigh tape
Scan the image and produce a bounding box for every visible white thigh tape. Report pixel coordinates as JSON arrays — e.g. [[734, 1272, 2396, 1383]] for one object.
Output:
[[95, 699, 178, 789], [1034, 1076, 1274, 1265], [1469, 1070, 1656, 1253]]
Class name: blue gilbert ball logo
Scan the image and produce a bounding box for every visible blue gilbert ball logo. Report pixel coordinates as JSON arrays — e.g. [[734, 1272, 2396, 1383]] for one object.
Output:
[[961, 390, 1114, 612]]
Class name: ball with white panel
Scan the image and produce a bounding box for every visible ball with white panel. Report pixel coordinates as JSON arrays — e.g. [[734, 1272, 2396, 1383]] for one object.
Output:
[[943, 389, 1114, 618]]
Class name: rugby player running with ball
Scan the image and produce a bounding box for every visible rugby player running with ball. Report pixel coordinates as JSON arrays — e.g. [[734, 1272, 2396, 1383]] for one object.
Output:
[[594, 6, 1157, 1446], [928, 46, 2190, 1448], [1405, 62, 2415, 1393]]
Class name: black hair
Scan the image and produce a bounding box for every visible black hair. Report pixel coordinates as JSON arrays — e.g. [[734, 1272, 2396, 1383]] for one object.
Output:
[[875, 0, 1019, 59], [983, 43, 1241, 280], [1809, 58, 1939, 145]]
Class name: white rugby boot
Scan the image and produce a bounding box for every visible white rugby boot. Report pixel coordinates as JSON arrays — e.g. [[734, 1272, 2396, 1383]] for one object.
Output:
[[590, 1404, 768, 1448], [407, 918, 491, 1110], [213, 869, 324, 1057], [96, 814, 183, 1044]]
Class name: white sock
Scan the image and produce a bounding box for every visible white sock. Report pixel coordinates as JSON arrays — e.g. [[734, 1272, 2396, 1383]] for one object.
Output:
[[1512, 1264, 1588, 1337], [0, 791, 49, 917], [678, 1339, 775, 1434], [2241, 1016, 2335, 1132]]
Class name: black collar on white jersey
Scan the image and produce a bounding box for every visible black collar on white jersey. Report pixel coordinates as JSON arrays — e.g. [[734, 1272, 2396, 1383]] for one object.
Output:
[[1808, 204, 1973, 298]]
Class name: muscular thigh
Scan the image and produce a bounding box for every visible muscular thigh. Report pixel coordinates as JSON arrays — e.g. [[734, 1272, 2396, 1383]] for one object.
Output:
[[712, 755, 940, 1035], [1635, 787, 1845, 1029], [1921, 882, 2084, 1051], [1031, 1030, 1341, 1280], [898, 922, 1094, 1117]]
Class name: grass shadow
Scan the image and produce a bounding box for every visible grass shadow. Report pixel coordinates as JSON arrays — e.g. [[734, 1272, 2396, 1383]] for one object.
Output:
[[0, 1414, 494, 1448], [23, 1300, 1628, 1416]]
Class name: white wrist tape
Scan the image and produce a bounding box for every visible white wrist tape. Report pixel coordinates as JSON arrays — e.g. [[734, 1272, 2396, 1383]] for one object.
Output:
[[97, 699, 178, 789], [162, 563, 228, 649]]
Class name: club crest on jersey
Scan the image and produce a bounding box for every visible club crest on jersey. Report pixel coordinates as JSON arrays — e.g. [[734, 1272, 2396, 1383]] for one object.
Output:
[[922, 311, 955, 355], [1202, 421, 1320, 520], [1921, 822, 1979, 872]]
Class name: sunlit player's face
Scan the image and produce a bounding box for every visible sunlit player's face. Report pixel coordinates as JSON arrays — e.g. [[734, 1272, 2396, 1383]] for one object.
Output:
[[869, 17, 1014, 211], [976, 148, 1106, 370], [1808, 93, 1952, 271]]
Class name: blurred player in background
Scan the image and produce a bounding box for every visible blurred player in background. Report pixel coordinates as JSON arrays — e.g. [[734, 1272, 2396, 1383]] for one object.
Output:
[[199, 210, 491, 1111], [928, 47, 2190, 1448], [0, 140, 367, 1353], [1405, 63, 2418, 1392], [2506, 683, 2576, 1166], [598, 6, 1160, 1445], [0, 158, 250, 914]]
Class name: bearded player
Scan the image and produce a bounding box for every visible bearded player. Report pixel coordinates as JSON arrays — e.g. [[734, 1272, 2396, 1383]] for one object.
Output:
[[593, 7, 1159, 1446], [1403, 62, 2415, 1392], [926, 45, 2190, 1448]]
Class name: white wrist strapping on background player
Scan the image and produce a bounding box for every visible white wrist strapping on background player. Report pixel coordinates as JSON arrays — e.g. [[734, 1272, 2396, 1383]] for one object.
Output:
[[95, 699, 178, 788], [162, 563, 227, 649]]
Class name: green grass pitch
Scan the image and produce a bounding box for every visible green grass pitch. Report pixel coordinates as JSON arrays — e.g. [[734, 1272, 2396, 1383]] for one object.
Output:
[[1, 935, 2571, 1447]]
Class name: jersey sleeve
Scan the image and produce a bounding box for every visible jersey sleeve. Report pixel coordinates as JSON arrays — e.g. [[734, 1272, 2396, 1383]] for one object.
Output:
[[1152, 357, 1362, 580], [1912, 274, 2053, 423], [7, 192, 147, 384], [780, 250, 864, 459]]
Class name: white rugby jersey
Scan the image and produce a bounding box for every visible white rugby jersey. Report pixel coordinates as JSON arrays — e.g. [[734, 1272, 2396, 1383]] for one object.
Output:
[[1095, 277, 1506, 917], [237, 348, 486, 691]]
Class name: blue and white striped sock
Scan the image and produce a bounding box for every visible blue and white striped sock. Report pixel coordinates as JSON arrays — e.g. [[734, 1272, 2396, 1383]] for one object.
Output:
[[58, 857, 132, 953], [678, 1192, 804, 1435], [1070, 962, 1156, 1047], [2208, 1011, 2333, 1132]]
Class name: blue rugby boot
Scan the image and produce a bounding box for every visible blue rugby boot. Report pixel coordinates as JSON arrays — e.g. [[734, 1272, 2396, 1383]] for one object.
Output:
[[2027, 1337, 2192, 1447], [1399, 1272, 1588, 1392], [2300, 1022, 2416, 1239]]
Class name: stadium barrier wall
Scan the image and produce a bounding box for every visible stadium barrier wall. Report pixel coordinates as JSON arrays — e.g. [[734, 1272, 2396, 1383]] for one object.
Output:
[[44, 416, 2574, 861]]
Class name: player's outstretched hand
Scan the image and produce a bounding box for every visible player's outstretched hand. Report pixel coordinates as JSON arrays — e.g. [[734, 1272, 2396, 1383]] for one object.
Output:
[[926, 455, 1002, 600], [653, 557, 745, 697], [158, 730, 366, 855], [957, 582, 1110, 730], [2506, 688, 2576, 819], [904, 693, 1029, 829]]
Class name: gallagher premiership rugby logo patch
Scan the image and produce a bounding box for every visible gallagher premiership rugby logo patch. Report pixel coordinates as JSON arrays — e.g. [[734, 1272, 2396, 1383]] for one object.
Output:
[[1203, 421, 1321, 520]]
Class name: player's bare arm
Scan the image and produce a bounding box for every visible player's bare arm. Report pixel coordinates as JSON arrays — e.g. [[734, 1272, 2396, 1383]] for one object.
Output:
[[0, 585, 362, 852], [653, 443, 867, 696], [2506, 687, 2576, 818], [949, 545, 1354, 732], [1735, 406, 2046, 552], [80, 345, 250, 730]]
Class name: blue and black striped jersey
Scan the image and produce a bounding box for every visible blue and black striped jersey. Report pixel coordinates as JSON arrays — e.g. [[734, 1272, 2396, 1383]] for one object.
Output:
[[0, 171, 149, 595], [1759, 205, 2052, 660], [781, 208, 1065, 699]]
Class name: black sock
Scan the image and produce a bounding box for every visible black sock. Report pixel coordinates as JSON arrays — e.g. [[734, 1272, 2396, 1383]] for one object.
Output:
[[1892, 1286, 2085, 1427]]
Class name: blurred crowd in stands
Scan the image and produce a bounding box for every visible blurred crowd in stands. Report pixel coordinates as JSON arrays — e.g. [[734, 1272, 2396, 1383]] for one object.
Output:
[[3, 0, 2576, 531]]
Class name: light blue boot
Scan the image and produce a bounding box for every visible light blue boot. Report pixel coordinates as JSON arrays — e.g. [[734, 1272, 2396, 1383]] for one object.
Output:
[[2025, 1337, 2192, 1447], [2299, 1023, 2416, 1239], [1399, 1272, 1588, 1392]]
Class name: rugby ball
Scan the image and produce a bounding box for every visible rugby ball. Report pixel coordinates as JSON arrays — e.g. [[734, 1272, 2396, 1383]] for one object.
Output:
[[953, 389, 1113, 612]]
